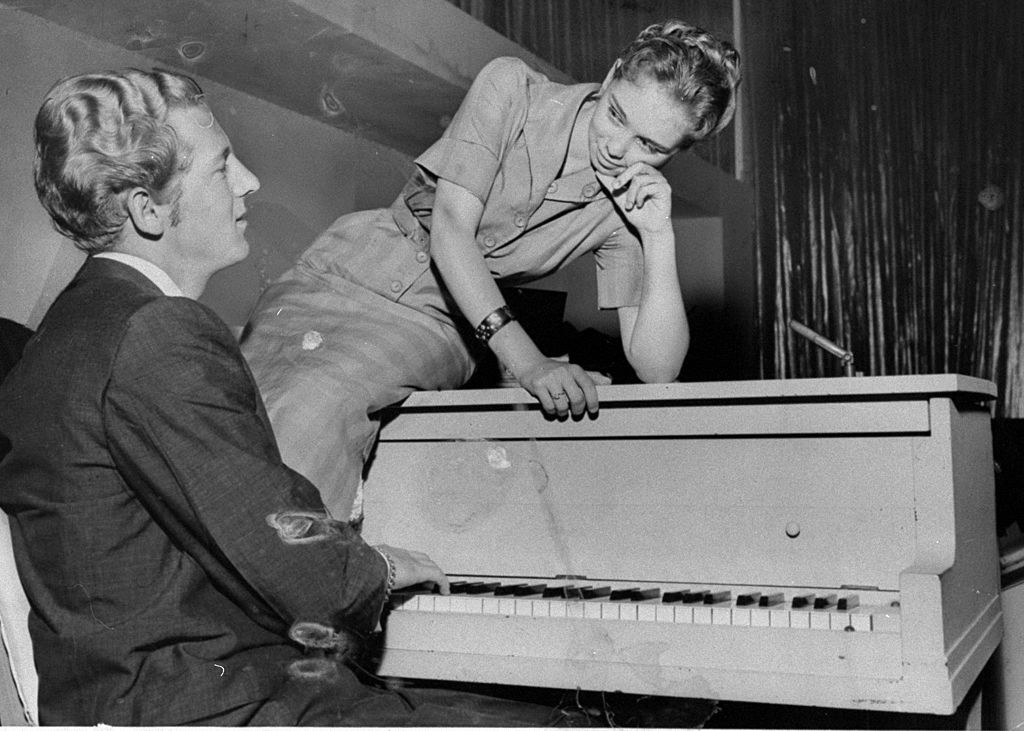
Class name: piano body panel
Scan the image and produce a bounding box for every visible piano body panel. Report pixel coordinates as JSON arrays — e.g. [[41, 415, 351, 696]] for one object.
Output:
[[376, 607, 975, 713], [897, 396, 1003, 706], [361, 376, 1002, 714], [364, 436, 920, 589]]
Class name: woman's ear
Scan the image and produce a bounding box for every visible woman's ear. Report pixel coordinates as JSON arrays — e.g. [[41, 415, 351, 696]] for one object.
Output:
[[599, 59, 623, 94], [125, 187, 165, 239]]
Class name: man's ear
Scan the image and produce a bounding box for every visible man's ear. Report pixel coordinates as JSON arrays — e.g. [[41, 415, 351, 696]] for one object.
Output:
[[125, 187, 165, 239]]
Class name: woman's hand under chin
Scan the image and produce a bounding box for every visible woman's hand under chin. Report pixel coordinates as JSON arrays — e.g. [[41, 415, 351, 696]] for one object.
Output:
[[596, 164, 674, 236]]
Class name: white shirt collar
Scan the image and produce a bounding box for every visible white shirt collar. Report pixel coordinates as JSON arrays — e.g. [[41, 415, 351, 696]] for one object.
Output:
[[93, 252, 185, 298]]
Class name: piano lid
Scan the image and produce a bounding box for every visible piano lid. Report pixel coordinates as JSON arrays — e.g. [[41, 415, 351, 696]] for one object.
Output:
[[398, 374, 997, 410]]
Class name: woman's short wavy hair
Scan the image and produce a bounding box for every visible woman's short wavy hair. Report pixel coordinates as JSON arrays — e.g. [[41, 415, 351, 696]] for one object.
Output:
[[33, 68, 208, 253], [614, 20, 741, 146]]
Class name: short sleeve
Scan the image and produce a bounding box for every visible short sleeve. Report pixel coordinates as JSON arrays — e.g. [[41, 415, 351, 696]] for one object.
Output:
[[593, 226, 644, 309], [415, 57, 547, 202]]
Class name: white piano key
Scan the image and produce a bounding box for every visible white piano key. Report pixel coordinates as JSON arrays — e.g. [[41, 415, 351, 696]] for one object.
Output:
[[532, 600, 550, 618], [584, 602, 602, 619], [548, 601, 567, 618], [601, 603, 620, 620], [769, 610, 790, 627], [693, 606, 713, 624], [712, 607, 732, 625], [674, 606, 694, 624], [463, 597, 483, 613], [432, 595, 450, 613], [637, 604, 658, 622], [392, 594, 419, 611], [482, 597, 501, 614], [732, 608, 751, 626], [750, 609, 771, 627], [831, 612, 852, 631], [515, 599, 533, 616], [810, 611, 831, 630], [655, 605, 675, 623], [567, 602, 585, 619], [850, 612, 872, 631], [449, 596, 467, 613], [790, 611, 811, 629], [618, 604, 639, 621]]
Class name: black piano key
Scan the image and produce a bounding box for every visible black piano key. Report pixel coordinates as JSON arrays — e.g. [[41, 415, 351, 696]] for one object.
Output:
[[542, 585, 567, 598], [512, 584, 547, 596], [466, 582, 501, 594], [558, 585, 586, 600], [493, 584, 525, 596], [736, 592, 762, 606], [682, 590, 709, 604], [758, 592, 785, 607], [610, 587, 640, 601], [838, 595, 860, 610], [791, 593, 815, 609], [631, 588, 661, 601], [703, 590, 732, 604], [662, 591, 685, 603], [813, 593, 838, 609], [449, 581, 475, 594], [582, 586, 611, 600]]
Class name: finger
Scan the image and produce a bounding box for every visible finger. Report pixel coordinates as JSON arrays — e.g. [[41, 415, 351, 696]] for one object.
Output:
[[550, 389, 571, 418], [586, 369, 613, 385], [535, 388, 558, 415], [579, 376, 600, 414], [558, 383, 586, 418], [431, 569, 451, 595]]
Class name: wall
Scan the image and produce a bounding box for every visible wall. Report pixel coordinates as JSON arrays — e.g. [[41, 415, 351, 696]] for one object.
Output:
[[0, 8, 412, 331]]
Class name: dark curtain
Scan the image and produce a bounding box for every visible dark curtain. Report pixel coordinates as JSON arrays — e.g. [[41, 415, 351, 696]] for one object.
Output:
[[744, 0, 1024, 417]]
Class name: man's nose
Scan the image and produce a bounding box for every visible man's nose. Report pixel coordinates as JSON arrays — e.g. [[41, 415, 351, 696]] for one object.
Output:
[[234, 161, 261, 197]]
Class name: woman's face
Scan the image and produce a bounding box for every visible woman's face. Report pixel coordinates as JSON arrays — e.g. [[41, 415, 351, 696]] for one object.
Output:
[[588, 71, 696, 177]]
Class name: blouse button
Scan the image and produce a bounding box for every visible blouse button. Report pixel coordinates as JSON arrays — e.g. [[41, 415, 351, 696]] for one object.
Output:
[[513, 214, 526, 228], [483, 235, 496, 248], [390, 280, 403, 293], [582, 183, 599, 198], [415, 251, 429, 263], [547, 182, 558, 194]]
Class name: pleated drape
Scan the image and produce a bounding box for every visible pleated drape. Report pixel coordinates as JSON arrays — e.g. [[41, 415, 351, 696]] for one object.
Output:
[[745, 0, 1023, 416]]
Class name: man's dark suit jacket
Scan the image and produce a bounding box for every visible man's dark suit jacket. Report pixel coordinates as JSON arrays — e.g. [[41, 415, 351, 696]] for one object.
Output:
[[0, 258, 387, 725]]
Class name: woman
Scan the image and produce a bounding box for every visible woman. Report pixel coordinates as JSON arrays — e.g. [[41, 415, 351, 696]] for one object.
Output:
[[241, 20, 741, 520]]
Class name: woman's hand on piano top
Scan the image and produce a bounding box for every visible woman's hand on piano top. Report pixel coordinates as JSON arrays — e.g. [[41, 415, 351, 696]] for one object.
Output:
[[378, 544, 451, 595]]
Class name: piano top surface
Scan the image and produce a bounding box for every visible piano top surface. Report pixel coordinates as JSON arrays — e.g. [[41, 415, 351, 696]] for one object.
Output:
[[399, 374, 996, 410]]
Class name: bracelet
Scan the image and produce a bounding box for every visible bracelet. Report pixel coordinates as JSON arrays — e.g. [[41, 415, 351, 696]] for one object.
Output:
[[373, 546, 397, 602], [474, 305, 516, 344]]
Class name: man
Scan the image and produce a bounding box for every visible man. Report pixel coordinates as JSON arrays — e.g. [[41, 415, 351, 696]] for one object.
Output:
[[0, 69, 557, 726]]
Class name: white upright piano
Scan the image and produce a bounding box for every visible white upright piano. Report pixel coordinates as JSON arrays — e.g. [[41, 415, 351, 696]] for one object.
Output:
[[361, 375, 1002, 715]]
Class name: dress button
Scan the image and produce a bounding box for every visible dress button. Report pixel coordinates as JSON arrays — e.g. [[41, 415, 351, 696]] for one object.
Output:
[[582, 183, 598, 198], [547, 182, 558, 194], [390, 280, 402, 293], [483, 236, 496, 248], [513, 214, 526, 228], [415, 251, 428, 263]]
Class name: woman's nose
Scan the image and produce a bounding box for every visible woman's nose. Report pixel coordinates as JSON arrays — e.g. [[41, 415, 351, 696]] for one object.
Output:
[[606, 134, 629, 159]]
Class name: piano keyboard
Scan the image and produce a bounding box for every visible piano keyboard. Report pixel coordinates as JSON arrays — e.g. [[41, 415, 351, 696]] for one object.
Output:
[[389, 577, 901, 634]]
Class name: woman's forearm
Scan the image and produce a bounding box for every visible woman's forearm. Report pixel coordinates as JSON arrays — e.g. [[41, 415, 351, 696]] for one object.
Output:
[[623, 229, 689, 382]]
